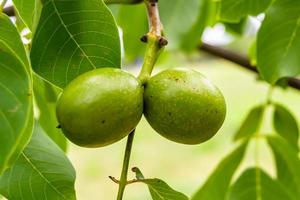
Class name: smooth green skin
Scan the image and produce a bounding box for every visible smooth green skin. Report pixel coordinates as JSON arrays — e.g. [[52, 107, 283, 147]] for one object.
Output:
[[56, 68, 143, 148], [144, 68, 226, 145]]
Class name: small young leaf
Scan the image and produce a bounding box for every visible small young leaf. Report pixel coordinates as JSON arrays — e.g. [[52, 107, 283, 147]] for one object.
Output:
[[12, 0, 35, 30], [0, 14, 33, 175], [33, 75, 67, 151], [257, 0, 300, 84], [234, 105, 264, 141], [191, 141, 248, 200], [219, 0, 272, 23], [267, 136, 300, 196], [140, 179, 189, 200], [273, 104, 299, 150], [31, 0, 121, 88], [0, 123, 76, 200], [228, 168, 295, 200], [132, 167, 188, 200]]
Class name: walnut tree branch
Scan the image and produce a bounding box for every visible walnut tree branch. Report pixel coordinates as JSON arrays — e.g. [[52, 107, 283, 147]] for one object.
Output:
[[198, 43, 300, 91]]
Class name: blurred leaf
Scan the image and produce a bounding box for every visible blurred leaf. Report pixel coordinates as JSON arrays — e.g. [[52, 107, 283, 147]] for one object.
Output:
[[234, 105, 264, 141], [273, 147, 300, 199], [228, 168, 295, 200], [33, 75, 67, 151], [273, 104, 299, 150], [267, 136, 300, 196], [0, 13, 30, 69], [257, 0, 300, 84], [132, 167, 188, 200], [31, 0, 121, 88], [0, 123, 76, 199], [117, 4, 147, 62], [219, 0, 272, 23], [12, 0, 35, 29], [0, 14, 33, 175], [181, 0, 213, 51], [191, 141, 248, 200], [159, 0, 202, 49]]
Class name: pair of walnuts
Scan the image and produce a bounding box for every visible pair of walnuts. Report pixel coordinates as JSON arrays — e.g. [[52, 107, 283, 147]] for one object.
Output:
[[56, 68, 226, 148]]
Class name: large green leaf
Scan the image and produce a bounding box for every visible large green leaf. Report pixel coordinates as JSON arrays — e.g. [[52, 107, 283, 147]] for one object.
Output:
[[131, 167, 188, 200], [31, 0, 121, 88], [268, 136, 300, 196], [159, 0, 201, 49], [234, 105, 264, 141], [0, 14, 33, 175], [228, 168, 295, 200], [33, 74, 67, 151], [273, 104, 299, 150], [257, 0, 300, 83], [117, 4, 147, 62], [219, 0, 272, 23], [0, 14, 30, 69], [0, 123, 76, 200], [191, 141, 248, 200], [12, 0, 36, 30]]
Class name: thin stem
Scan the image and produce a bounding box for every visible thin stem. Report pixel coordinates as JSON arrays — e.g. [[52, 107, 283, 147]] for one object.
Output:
[[116, 130, 135, 200], [265, 86, 274, 105]]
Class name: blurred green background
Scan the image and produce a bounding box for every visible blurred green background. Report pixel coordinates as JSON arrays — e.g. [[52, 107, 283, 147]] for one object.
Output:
[[67, 55, 300, 199]]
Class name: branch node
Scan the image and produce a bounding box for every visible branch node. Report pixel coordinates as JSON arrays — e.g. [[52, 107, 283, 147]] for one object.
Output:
[[140, 34, 148, 43], [109, 176, 120, 184]]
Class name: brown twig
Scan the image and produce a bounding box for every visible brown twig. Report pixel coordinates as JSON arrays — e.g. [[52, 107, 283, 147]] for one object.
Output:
[[198, 43, 300, 90]]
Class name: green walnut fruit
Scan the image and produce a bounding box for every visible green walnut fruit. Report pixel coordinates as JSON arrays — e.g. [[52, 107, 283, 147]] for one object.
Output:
[[144, 68, 226, 145], [56, 68, 143, 148]]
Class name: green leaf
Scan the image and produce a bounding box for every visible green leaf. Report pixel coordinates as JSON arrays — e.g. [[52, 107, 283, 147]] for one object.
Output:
[[224, 18, 247, 35], [33, 74, 67, 151], [31, 0, 121, 88], [273, 104, 299, 150], [219, 0, 272, 23], [180, 0, 212, 51], [257, 0, 300, 84], [234, 105, 264, 141], [0, 123, 76, 200], [267, 136, 300, 196], [273, 147, 300, 199], [140, 179, 189, 200], [228, 168, 295, 200], [117, 4, 147, 61], [12, 0, 36, 29], [131, 167, 188, 200], [191, 141, 248, 200], [0, 14, 34, 175], [0, 14, 30, 69], [159, 0, 202, 49]]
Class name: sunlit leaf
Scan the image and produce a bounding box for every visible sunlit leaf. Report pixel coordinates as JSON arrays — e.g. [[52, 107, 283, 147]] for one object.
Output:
[[228, 168, 295, 200], [191, 141, 248, 200], [257, 0, 300, 83], [0, 123, 76, 200], [31, 0, 121, 88], [0, 14, 33, 175], [273, 104, 299, 150]]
